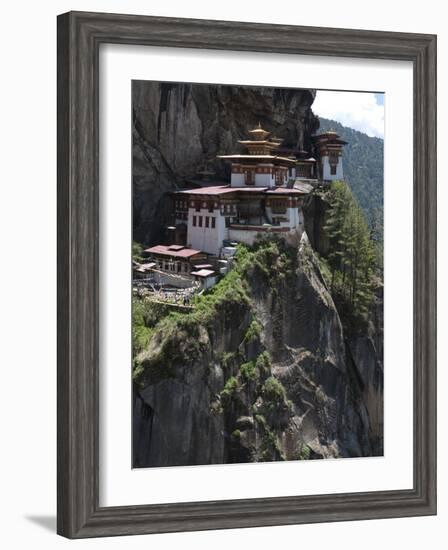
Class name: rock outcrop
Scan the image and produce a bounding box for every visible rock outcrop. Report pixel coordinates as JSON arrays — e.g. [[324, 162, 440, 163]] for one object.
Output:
[[133, 235, 383, 467]]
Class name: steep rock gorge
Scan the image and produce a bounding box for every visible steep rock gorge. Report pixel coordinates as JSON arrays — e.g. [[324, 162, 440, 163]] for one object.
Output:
[[133, 81, 319, 244], [133, 234, 383, 467]]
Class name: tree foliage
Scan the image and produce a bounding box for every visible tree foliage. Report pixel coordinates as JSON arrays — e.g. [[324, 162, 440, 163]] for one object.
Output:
[[323, 180, 377, 321], [132, 240, 144, 263]]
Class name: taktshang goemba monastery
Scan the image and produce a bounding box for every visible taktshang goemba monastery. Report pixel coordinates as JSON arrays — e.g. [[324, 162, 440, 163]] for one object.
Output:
[[140, 125, 347, 290]]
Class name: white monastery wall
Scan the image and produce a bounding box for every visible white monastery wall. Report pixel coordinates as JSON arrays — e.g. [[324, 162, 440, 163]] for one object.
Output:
[[228, 228, 259, 247], [322, 155, 344, 181], [186, 207, 228, 255], [264, 206, 303, 230], [288, 206, 303, 229], [152, 271, 195, 289], [254, 173, 274, 187], [230, 173, 245, 186]]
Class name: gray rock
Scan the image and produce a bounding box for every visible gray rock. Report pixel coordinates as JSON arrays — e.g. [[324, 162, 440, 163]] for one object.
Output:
[[236, 416, 255, 430], [133, 235, 383, 466]]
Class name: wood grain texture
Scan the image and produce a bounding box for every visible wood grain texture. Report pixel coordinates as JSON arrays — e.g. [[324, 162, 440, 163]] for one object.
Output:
[[57, 10, 437, 539]]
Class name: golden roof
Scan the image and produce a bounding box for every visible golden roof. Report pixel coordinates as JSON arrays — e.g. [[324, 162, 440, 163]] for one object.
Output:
[[247, 122, 270, 140]]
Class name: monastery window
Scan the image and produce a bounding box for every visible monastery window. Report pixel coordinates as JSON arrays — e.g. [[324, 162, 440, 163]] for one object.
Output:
[[199, 216, 203, 227], [205, 216, 210, 228], [193, 216, 197, 227], [208, 204, 214, 213], [271, 201, 287, 214], [195, 202, 200, 212], [245, 170, 254, 185], [225, 217, 230, 228], [274, 170, 282, 185], [211, 217, 216, 229], [330, 165, 337, 175]]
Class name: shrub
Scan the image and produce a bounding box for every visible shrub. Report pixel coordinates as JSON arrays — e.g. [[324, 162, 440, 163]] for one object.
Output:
[[220, 352, 236, 370], [244, 320, 262, 343], [132, 240, 144, 263], [262, 376, 287, 403], [255, 351, 272, 376], [220, 376, 240, 402], [240, 360, 258, 381]]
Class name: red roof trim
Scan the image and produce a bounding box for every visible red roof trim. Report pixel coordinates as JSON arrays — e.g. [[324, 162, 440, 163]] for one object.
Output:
[[145, 245, 203, 258]]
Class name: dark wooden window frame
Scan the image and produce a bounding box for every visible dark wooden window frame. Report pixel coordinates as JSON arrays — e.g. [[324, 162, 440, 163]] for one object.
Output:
[[57, 10, 437, 539]]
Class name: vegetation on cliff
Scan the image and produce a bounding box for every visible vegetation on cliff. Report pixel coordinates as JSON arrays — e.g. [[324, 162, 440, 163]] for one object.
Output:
[[132, 238, 300, 462], [133, 238, 290, 372], [132, 207, 383, 465], [319, 180, 379, 326]]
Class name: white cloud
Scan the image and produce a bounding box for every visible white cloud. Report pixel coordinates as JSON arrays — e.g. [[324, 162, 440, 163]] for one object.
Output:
[[312, 90, 384, 138]]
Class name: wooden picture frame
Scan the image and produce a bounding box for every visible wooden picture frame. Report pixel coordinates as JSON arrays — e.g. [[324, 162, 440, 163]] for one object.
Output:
[[57, 11, 437, 538]]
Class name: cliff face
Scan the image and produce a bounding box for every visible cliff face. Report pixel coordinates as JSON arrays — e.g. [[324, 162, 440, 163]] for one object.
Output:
[[132, 81, 319, 244], [133, 234, 383, 467]]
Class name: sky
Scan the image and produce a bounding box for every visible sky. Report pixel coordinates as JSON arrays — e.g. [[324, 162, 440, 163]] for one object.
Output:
[[312, 90, 384, 139]]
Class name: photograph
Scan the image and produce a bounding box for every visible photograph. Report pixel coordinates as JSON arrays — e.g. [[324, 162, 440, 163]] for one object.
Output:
[[131, 81, 385, 468], [0, 0, 439, 544]]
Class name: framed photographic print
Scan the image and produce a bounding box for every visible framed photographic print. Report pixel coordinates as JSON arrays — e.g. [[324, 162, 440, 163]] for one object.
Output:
[[57, 11, 437, 538]]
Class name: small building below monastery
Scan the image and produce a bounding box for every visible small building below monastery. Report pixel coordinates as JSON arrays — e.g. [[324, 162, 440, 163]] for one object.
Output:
[[142, 244, 210, 289]]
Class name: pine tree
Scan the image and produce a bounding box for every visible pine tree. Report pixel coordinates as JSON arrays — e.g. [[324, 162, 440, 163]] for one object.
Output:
[[323, 180, 378, 321]]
